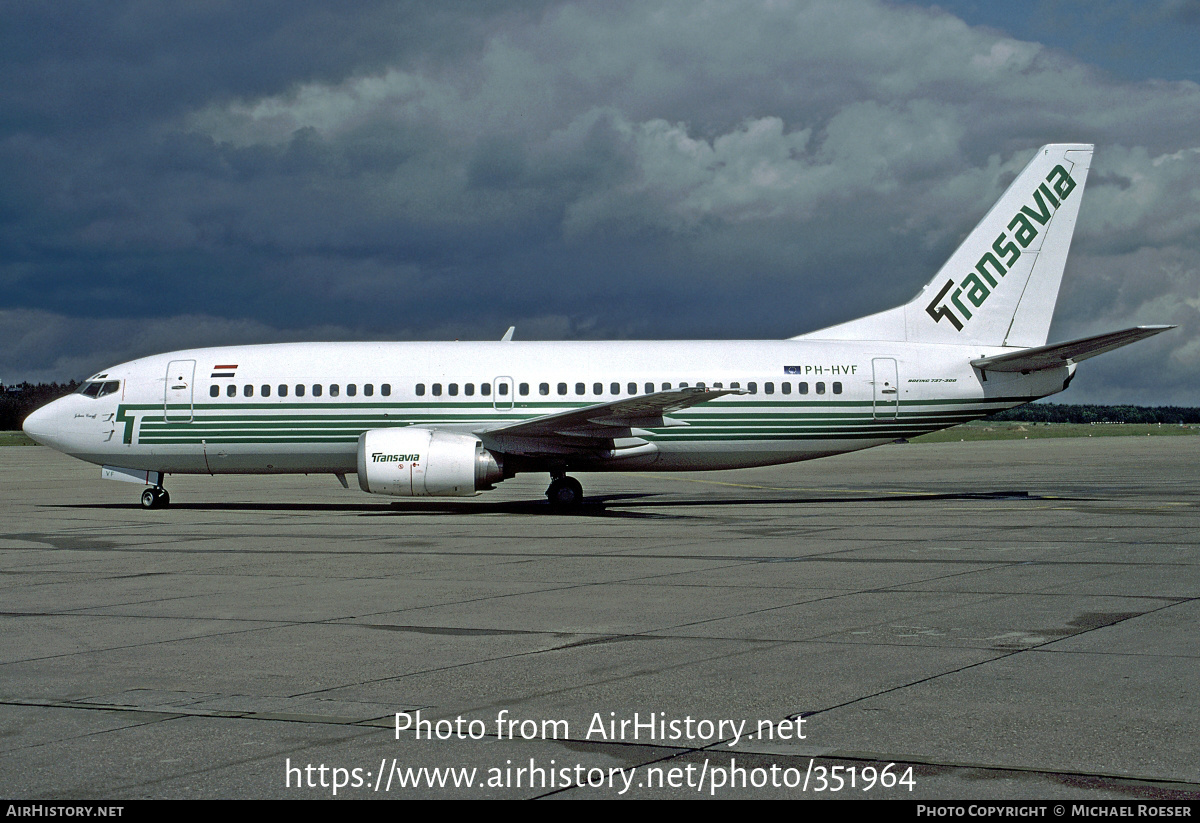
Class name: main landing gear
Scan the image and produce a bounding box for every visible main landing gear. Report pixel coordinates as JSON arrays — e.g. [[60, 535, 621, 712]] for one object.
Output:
[[545, 474, 583, 508], [141, 486, 170, 509]]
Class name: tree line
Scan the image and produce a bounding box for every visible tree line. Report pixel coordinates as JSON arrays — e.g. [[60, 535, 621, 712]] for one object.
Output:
[[1, 382, 1197, 430], [1, 382, 80, 431], [991, 403, 1200, 424]]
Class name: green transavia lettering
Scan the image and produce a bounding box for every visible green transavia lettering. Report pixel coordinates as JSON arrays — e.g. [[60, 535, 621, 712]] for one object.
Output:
[[372, 453, 421, 462], [926, 164, 1076, 331]]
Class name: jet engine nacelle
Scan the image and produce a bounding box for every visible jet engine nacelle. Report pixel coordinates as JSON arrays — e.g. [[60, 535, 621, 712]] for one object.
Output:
[[357, 428, 503, 496]]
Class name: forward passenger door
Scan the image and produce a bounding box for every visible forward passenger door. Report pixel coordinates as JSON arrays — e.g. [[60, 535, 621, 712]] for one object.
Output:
[[164, 360, 196, 423]]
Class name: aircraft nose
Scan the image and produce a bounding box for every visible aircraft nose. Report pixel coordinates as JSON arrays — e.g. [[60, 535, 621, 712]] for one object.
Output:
[[22, 402, 61, 447]]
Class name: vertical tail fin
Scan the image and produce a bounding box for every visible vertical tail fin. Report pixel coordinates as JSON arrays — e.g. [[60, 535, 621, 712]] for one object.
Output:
[[796, 144, 1093, 346]]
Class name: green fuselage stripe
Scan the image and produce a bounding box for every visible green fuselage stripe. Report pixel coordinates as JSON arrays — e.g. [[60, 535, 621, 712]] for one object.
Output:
[[118, 396, 1028, 445]]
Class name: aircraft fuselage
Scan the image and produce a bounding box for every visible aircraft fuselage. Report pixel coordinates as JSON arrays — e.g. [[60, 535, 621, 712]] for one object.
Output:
[[24, 338, 1069, 477]]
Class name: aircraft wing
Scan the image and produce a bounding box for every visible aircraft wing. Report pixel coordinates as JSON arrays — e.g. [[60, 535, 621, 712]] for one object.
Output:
[[971, 326, 1175, 373], [477, 387, 741, 456]]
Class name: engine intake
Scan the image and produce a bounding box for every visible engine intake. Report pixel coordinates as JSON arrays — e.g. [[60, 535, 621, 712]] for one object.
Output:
[[357, 428, 503, 496]]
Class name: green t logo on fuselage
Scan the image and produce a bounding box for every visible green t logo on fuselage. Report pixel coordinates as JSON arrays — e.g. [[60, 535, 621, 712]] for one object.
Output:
[[926, 165, 1076, 331]]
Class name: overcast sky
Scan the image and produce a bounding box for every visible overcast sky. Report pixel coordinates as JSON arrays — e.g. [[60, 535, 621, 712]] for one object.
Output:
[[2, 0, 1198, 404]]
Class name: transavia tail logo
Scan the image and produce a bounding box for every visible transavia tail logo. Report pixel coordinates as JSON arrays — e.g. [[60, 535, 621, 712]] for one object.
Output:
[[926, 164, 1076, 331], [372, 453, 420, 462]]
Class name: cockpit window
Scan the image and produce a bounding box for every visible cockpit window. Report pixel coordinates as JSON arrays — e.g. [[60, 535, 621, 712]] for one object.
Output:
[[78, 380, 120, 398]]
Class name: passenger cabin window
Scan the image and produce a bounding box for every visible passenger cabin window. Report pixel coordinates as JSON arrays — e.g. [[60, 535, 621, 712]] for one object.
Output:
[[432, 383, 442, 397], [279, 384, 288, 397], [465, 383, 474, 396], [448, 383, 459, 397], [347, 384, 356, 397], [748, 382, 757, 394], [227, 385, 236, 398], [330, 384, 339, 397], [833, 382, 842, 394], [312, 384, 323, 397], [209, 386, 219, 397], [364, 384, 373, 396], [781, 382, 791, 395], [628, 382, 637, 394], [416, 384, 426, 396], [593, 382, 603, 395], [799, 382, 808, 395], [381, 384, 391, 396], [540, 383, 550, 396], [764, 382, 774, 395], [519, 383, 529, 396], [558, 383, 567, 395], [575, 383, 585, 395], [660, 383, 670, 391], [816, 382, 826, 395], [262, 384, 271, 397], [648, 383, 656, 393], [498, 383, 508, 396], [480, 383, 491, 396], [295, 385, 305, 397], [244, 385, 253, 397]]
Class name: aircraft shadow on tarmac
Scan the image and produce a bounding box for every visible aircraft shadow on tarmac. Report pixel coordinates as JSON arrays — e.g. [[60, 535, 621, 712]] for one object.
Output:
[[60, 489, 1078, 520]]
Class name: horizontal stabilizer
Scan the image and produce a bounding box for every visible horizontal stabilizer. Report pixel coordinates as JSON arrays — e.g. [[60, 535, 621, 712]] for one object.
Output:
[[971, 326, 1175, 373]]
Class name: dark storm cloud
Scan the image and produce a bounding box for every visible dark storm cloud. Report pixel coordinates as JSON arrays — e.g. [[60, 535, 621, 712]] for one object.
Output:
[[0, 1, 553, 130], [935, 0, 1200, 84], [2, 0, 1199, 404]]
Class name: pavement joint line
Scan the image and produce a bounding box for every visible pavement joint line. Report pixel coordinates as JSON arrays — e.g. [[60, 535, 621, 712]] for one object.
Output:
[[621, 473, 984, 496], [789, 597, 1191, 722], [290, 632, 794, 700], [7, 538, 1197, 558], [638, 633, 1200, 656], [0, 697, 391, 727], [531, 733, 1200, 797], [641, 587, 903, 636], [638, 560, 1165, 638], [691, 745, 1200, 792], [0, 619, 298, 666]]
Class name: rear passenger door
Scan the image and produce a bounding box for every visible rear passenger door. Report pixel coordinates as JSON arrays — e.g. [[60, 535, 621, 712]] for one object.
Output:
[[871, 358, 899, 421]]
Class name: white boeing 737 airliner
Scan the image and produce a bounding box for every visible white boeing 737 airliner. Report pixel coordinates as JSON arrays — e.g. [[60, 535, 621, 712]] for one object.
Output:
[[23, 144, 1172, 508]]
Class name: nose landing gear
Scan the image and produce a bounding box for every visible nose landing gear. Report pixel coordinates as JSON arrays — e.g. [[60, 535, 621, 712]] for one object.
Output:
[[141, 487, 170, 509]]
